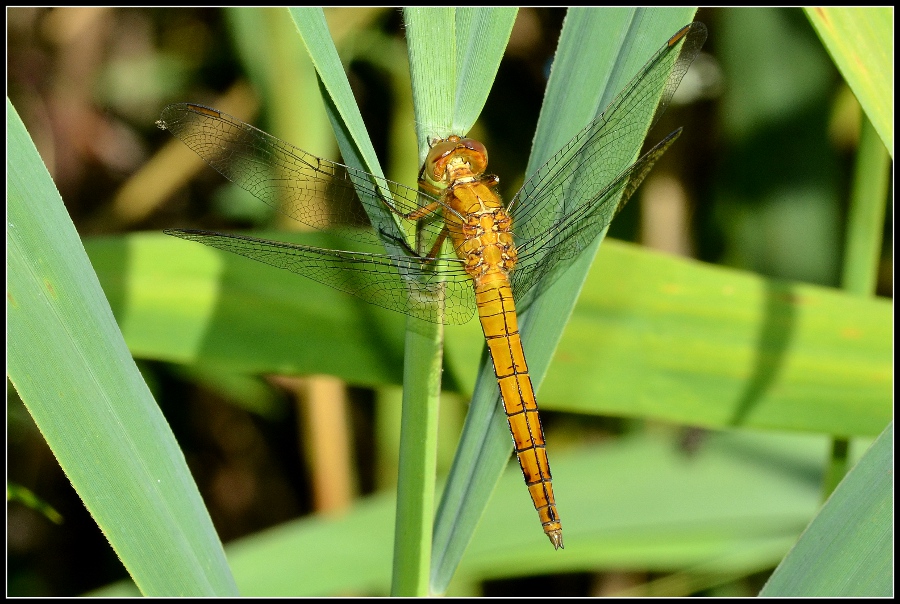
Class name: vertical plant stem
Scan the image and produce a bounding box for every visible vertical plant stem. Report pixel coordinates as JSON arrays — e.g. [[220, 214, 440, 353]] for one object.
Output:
[[840, 115, 890, 296], [391, 315, 444, 596], [823, 113, 890, 499]]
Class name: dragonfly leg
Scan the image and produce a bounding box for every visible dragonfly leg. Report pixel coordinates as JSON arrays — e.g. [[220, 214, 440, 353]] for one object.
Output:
[[421, 226, 449, 260], [418, 177, 443, 198], [377, 225, 449, 266], [404, 199, 441, 221]]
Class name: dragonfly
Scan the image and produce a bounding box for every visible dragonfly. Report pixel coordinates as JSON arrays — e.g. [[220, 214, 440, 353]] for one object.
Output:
[[157, 22, 706, 550]]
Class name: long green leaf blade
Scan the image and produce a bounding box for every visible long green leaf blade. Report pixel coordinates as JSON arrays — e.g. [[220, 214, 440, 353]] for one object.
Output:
[[92, 429, 834, 596], [404, 6, 517, 147], [289, 7, 404, 254], [840, 114, 891, 296], [7, 98, 238, 596], [288, 9, 450, 594], [760, 422, 893, 596], [86, 230, 891, 437], [805, 7, 894, 157]]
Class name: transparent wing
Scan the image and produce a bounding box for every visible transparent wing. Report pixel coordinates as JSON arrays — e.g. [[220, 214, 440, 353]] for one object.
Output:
[[165, 229, 476, 325], [157, 103, 447, 247], [507, 22, 706, 301], [510, 131, 679, 303]]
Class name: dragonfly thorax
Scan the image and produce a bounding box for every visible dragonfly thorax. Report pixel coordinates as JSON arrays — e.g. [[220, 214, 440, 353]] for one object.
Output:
[[455, 207, 518, 280]]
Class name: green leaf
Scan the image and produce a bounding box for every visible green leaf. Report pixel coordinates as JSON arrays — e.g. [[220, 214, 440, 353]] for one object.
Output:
[[7, 483, 64, 525], [287, 9, 472, 594], [88, 230, 408, 384], [86, 229, 891, 437], [226, 7, 336, 162], [90, 429, 833, 596], [288, 7, 404, 252], [404, 7, 518, 148], [760, 422, 893, 596], [805, 7, 894, 157], [515, 240, 892, 437], [7, 98, 238, 596], [288, 8, 380, 171]]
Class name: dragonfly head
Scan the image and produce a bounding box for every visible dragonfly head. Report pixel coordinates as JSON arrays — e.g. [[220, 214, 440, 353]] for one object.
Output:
[[422, 135, 488, 186]]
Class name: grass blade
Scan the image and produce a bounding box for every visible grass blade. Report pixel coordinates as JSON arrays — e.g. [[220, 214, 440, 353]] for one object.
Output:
[[7, 99, 238, 596], [86, 230, 892, 437], [760, 422, 893, 596], [805, 7, 893, 157], [90, 429, 833, 596], [405, 7, 517, 145], [840, 114, 891, 296], [289, 9, 452, 594]]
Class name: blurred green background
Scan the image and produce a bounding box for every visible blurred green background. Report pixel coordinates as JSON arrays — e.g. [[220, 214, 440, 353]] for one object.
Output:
[[7, 7, 892, 596]]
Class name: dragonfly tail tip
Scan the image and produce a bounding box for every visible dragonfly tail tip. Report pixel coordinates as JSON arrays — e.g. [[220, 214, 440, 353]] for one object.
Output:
[[547, 529, 564, 550]]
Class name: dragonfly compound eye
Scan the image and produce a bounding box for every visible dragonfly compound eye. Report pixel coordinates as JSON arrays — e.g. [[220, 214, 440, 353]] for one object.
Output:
[[458, 138, 488, 174], [424, 138, 460, 182], [425, 136, 490, 183]]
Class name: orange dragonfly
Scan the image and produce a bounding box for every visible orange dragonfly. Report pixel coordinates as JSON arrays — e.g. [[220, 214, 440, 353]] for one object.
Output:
[[157, 22, 706, 549]]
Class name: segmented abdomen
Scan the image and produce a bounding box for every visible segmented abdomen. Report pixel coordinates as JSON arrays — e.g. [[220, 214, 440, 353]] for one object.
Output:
[[474, 272, 563, 549]]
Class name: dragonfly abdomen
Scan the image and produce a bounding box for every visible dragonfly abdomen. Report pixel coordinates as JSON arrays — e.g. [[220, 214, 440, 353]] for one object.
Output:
[[474, 273, 563, 549]]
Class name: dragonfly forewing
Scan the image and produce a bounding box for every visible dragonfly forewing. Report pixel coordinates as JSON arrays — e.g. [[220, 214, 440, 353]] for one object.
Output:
[[165, 228, 476, 325], [157, 103, 449, 250], [509, 128, 682, 304], [505, 22, 706, 304]]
